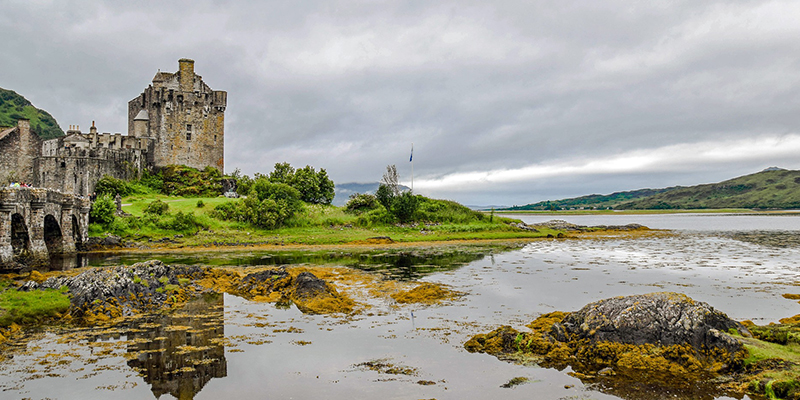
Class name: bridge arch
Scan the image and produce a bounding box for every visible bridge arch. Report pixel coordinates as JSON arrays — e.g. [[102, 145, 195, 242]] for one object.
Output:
[[44, 214, 63, 255], [0, 187, 91, 268], [10, 213, 30, 259], [71, 215, 81, 245]]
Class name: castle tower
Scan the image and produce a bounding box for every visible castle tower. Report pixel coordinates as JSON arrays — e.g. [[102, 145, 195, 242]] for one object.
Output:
[[127, 59, 226, 171]]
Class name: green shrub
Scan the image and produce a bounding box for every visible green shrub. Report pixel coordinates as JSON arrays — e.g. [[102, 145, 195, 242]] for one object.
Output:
[[144, 199, 169, 215], [158, 211, 205, 232], [89, 194, 116, 225], [211, 178, 304, 229], [196, 200, 205, 208], [160, 165, 223, 197], [95, 175, 137, 196], [355, 207, 395, 227], [345, 193, 380, 214], [391, 191, 419, 223]]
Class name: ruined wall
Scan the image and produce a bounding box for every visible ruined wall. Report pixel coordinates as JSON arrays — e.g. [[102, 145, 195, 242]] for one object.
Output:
[[128, 59, 226, 172], [0, 120, 42, 184], [35, 147, 147, 196]]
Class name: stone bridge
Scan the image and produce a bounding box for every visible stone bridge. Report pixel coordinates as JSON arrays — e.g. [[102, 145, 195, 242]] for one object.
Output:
[[0, 187, 90, 267]]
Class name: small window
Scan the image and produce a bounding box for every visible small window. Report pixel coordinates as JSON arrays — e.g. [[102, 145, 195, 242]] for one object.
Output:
[[186, 124, 192, 140], [214, 135, 217, 143]]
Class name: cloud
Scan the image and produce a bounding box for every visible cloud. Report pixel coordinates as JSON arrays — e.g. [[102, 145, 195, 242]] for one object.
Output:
[[2, 1, 800, 205]]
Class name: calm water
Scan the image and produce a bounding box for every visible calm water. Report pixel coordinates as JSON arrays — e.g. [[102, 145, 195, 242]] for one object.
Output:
[[4, 215, 800, 399], [506, 211, 800, 231]]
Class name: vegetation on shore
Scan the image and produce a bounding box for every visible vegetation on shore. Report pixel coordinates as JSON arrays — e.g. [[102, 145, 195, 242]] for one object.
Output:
[[87, 164, 557, 247], [504, 168, 800, 211]]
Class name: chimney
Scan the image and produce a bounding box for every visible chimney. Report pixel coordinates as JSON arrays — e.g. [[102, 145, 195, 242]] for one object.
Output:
[[179, 58, 195, 92], [90, 121, 97, 134]]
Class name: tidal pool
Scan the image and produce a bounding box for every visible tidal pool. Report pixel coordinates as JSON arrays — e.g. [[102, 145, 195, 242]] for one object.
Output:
[[3, 231, 800, 399]]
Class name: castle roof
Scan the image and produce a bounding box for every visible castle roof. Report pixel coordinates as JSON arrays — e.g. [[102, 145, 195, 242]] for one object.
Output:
[[0, 126, 16, 142], [152, 71, 174, 82], [134, 109, 149, 121]]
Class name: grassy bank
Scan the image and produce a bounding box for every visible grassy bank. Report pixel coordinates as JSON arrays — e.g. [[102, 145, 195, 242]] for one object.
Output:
[[91, 193, 560, 248]]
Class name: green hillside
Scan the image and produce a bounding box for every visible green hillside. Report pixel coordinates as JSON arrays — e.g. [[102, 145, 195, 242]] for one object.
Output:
[[0, 88, 64, 139], [616, 169, 800, 210], [504, 187, 676, 211], [505, 168, 800, 211]]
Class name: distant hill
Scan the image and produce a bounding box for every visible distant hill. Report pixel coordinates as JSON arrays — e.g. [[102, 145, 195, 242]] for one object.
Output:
[[616, 168, 800, 209], [504, 168, 800, 210], [503, 187, 676, 211], [333, 182, 410, 206], [0, 88, 64, 139]]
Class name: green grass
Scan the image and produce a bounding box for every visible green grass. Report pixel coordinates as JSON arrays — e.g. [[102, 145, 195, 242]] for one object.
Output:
[[0, 88, 64, 139], [91, 193, 558, 246], [0, 283, 71, 327]]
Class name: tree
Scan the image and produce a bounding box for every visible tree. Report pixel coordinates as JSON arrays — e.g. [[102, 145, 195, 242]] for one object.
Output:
[[381, 165, 400, 196], [269, 162, 295, 185], [375, 184, 394, 210], [391, 191, 419, 223], [90, 194, 116, 225], [315, 168, 335, 205]]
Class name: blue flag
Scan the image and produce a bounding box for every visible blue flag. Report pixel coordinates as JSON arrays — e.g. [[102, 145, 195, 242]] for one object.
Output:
[[410, 145, 413, 162]]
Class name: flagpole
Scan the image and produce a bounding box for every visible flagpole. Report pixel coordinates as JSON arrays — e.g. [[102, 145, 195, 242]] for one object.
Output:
[[411, 143, 414, 192]]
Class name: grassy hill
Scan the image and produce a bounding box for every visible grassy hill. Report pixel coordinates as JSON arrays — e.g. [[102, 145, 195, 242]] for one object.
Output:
[[0, 88, 64, 139], [616, 169, 800, 210], [505, 168, 800, 211], [504, 187, 676, 211]]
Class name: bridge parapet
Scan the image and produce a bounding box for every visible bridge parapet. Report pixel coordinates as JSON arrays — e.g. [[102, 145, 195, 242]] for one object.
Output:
[[0, 187, 90, 268]]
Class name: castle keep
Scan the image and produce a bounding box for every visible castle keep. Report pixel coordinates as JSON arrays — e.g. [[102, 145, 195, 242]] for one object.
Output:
[[128, 58, 226, 171], [0, 59, 226, 196]]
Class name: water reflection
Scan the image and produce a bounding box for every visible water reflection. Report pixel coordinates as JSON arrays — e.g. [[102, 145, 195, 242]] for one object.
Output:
[[69, 248, 488, 280], [128, 294, 226, 399], [80, 294, 227, 399]]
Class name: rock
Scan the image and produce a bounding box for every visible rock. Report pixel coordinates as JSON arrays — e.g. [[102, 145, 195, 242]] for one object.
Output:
[[38, 260, 206, 320], [465, 292, 751, 387], [554, 292, 750, 356], [101, 235, 122, 246], [292, 272, 329, 300]]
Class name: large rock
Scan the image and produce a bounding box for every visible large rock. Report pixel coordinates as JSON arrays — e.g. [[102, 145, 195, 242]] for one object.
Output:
[[553, 292, 750, 356], [465, 292, 751, 386]]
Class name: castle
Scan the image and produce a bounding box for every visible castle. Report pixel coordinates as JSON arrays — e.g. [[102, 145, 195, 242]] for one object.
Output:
[[0, 59, 226, 196]]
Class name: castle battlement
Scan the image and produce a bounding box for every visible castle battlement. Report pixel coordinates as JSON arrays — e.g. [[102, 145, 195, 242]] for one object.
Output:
[[0, 59, 226, 196]]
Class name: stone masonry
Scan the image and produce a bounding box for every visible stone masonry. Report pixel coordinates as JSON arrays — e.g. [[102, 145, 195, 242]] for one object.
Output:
[[0, 187, 90, 267], [127, 59, 226, 171], [0, 119, 42, 185], [0, 59, 226, 197]]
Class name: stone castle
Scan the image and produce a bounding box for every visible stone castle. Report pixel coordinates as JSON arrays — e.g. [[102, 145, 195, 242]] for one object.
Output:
[[0, 59, 226, 196]]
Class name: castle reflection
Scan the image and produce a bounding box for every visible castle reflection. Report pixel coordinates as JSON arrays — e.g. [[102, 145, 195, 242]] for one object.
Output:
[[125, 293, 227, 399]]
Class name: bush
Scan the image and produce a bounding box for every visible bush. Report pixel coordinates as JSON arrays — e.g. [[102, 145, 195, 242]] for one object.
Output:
[[158, 211, 205, 232], [160, 165, 223, 197], [196, 200, 205, 208], [355, 207, 395, 227], [391, 191, 419, 223], [144, 199, 169, 215], [211, 177, 304, 229], [345, 193, 379, 214], [95, 175, 138, 197], [89, 194, 116, 225]]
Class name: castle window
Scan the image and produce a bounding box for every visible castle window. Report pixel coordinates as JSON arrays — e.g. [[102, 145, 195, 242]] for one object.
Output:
[[186, 124, 192, 140], [214, 135, 217, 143]]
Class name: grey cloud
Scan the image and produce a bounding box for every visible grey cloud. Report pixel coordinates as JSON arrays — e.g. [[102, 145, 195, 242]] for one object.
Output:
[[2, 0, 799, 205]]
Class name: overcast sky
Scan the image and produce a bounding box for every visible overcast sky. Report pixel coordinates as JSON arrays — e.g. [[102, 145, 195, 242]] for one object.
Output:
[[3, 1, 800, 205]]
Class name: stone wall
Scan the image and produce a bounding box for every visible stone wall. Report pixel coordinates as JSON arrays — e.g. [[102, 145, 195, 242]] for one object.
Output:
[[35, 147, 147, 196], [0, 120, 42, 184], [128, 59, 226, 172]]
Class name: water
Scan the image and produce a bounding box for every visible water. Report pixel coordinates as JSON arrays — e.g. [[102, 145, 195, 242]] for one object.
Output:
[[4, 215, 800, 399], [505, 211, 800, 231]]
